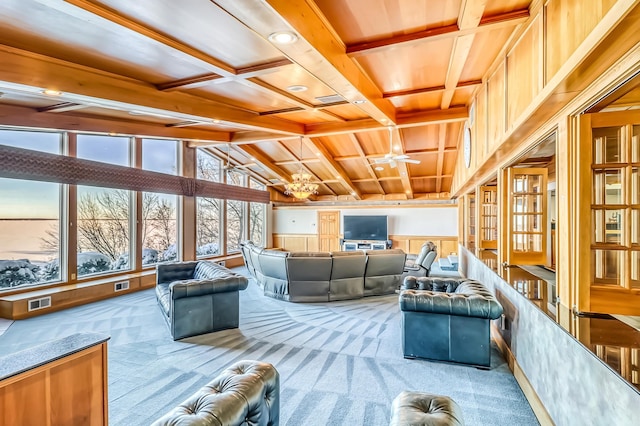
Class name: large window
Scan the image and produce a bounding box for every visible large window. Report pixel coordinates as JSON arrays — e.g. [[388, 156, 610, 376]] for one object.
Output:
[[226, 170, 246, 252], [196, 150, 222, 256], [249, 179, 266, 245], [141, 139, 179, 265], [76, 135, 132, 276], [0, 130, 63, 290]]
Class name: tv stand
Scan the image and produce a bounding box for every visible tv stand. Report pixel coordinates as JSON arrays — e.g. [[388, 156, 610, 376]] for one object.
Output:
[[343, 240, 389, 251]]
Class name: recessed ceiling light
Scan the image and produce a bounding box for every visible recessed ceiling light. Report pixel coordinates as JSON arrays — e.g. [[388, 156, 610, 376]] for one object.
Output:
[[353, 100, 366, 104], [351, 192, 356, 196], [268, 31, 298, 44], [315, 151, 321, 156], [375, 166, 384, 171], [212, 119, 221, 124], [287, 85, 308, 92], [42, 89, 62, 96], [335, 175, 341, 180], [401, 172, 407, 176]]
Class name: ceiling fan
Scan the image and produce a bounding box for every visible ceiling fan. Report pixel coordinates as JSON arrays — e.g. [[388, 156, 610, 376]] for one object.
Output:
[[372, 127, 421, 168], [222, 144, 257, 174]]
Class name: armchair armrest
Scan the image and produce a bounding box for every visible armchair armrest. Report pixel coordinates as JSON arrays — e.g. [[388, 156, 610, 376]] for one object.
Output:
[[170, 275, 249, 300]]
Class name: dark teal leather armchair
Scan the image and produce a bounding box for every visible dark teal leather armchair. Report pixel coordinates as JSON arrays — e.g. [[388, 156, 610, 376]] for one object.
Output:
[[156, 261, 248, 340], [399, 277, 503, 367]]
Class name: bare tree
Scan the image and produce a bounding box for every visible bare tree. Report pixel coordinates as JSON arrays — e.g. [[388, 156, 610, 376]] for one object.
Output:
[[143, 196, 176, 253], [77, 190, 129, 261]]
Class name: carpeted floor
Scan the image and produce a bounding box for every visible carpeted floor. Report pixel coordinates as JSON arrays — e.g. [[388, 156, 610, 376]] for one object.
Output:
[[0, 269, 538, 425]]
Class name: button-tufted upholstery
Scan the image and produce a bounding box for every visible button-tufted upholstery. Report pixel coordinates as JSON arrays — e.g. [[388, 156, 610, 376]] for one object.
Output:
[[390, 391, 464, 426], [400, 277, 503, 319], [156, 261, 249, 340], [399, 277, 503, 367], [152, 360, 279, 426]]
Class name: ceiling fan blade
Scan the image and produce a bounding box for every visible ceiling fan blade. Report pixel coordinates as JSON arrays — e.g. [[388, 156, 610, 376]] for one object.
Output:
[[235, 162, 258, 169], [390, 160, 397, 168], [394, 154, 410, 160], [402, 159, 421, 164], [374, 158, 390, 164]]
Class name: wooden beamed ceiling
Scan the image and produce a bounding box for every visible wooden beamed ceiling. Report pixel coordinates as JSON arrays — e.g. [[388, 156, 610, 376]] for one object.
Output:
[[0, 0, 533, 201]]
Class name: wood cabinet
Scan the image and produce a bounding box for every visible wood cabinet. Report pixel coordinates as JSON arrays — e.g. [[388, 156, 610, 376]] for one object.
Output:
[[0, 333, 109, 425]]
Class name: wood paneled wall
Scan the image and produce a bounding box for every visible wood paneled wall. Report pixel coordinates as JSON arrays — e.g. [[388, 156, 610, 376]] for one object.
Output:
[[451, 0, 640, 195]]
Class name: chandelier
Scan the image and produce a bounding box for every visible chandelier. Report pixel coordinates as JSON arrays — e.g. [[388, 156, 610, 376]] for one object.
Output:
[[284, 137, 319, 200]]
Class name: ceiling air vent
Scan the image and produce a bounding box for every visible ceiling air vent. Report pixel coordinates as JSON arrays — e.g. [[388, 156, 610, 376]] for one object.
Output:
[[315, 94, 346, 104]]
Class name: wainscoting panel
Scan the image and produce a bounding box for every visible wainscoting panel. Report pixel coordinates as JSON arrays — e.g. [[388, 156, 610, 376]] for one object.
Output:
[[273, 234, 457, 255]]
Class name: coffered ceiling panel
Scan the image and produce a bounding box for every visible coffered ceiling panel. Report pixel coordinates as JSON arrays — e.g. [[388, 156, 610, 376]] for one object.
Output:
[[0, 0, 536, 201]]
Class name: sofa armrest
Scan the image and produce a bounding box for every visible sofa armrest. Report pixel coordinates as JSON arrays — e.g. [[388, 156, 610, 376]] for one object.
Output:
[[170, 275, 249, 300], [399, 288, 503, 319]]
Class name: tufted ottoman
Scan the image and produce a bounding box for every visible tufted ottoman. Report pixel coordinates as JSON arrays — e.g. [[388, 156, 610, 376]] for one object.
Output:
[[390, 391, 464, 426], [152, 360, 279, 426]]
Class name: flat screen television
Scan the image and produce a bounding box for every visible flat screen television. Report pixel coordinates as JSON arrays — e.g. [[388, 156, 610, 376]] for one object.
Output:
[[343, 215, 388, 241]]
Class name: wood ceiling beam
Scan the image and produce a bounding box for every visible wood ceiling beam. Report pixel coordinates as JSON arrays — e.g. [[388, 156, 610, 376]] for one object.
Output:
[[280, 139, 336, 196], [215, 0, 396, 126], [301, 136, 360, 199], [37, 102, 87, 113], [0, 104, 231, 141], [333, 147, 457, 162], [352, 177, 401, 183], [305, 107, 468, 137], [0, 45, 304, 135], [244, 77, 314, 109], [348, 134, 385, 194], [441, 0, 488, 109], [156, 73, 225, 91], [274, 158, 322, 166], [346, 9, 529, 57], [396, 107, 468, 128], [435, 124, 448, 193], [393, 129, 414, 199], [234, 143, 292, 189], [383, 80, 482, 99], [56, 1, 309, 122], [60, 0, 236, 75]]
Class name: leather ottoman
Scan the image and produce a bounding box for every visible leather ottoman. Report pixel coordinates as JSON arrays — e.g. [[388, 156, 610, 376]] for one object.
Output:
[[390, 390, 464, 426]]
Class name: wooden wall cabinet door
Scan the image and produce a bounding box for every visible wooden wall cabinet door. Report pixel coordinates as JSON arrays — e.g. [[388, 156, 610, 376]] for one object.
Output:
[[478, 186, 498, 249], [577, 111, 640, 315], [505, 167, 548, 265]]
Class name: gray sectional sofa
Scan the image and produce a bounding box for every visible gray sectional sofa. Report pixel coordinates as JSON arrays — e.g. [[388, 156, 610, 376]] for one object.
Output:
[[240, 241, 406, 302]]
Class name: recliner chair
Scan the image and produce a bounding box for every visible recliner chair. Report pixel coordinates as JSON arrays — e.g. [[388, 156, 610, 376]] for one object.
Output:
[[403, 241, 437, 278]]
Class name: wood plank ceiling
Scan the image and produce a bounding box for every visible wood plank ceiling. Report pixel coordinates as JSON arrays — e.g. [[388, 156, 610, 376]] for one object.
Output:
[[0, 0, 532, 202]]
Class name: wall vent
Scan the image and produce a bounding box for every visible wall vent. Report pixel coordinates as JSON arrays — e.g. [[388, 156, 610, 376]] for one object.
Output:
[[114, 280, 130, 292], [28, 296, 51, 312]]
